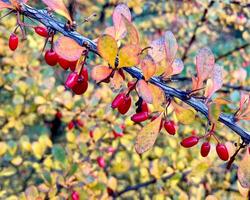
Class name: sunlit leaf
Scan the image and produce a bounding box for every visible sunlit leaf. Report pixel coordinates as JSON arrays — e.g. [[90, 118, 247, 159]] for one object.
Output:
[[136, 79, 153, 104], [173, 101, 196, 125], [205, 64, 223, 99], [148, 83, 165, 111], [135, 113, 163, 154], [148, 36, 165, 63], [163, 58, 184, 78], [122, 15, 140, 45], [110, 71, 123, 90], [0, 1, 13, 10], [54, 36, 84, 61], [237, 153, 250, 188], [164, 31, 178, 65], [118, 44, 140, 68], [112, 3, 131, 40], [104, 26, 116, 39], [196, 47, 215, 82], [141, 55, 156, 81], [42, 0, 72, 23], [91, 65, 112, 82], [97, 35, 118, 68]]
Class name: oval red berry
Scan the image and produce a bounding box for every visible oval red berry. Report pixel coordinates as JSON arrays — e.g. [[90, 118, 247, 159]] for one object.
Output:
[[216, 143, 229, 161], [180, 136, 199, 148], [9, 33, 18, 51], [200, 142, 211, 157]]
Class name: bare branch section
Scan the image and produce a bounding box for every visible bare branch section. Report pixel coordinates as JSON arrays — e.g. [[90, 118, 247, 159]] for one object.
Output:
[[20, 4, 250, 143]]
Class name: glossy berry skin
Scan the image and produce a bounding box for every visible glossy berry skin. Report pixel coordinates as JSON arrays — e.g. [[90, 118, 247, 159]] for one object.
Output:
[[9, 33, 18, 51], [65, 72, 79, 89], [131, 112, 149, 123], [97, 156, 106, 168], [113, 130, 124, 139], [69, 60, 78, 71], [80, 67, 89, 81], [180, 136, 199, 148], [200, 142, 211, 157], [45, 50, 58, 66], [72, 79, 88, 95], [164, 120, 176, 135], [58, 57, 70, 70], [111, 93, 126, 109], [89, 130, 94, 138], [34, 26, 48, 38], [118, 95, 131, 115], [216, 143, 229, 161], [76, 119, 84, 127], [71, 191, 79, 200], [68, 121, 75, 130], [141, 101, 148, 113]]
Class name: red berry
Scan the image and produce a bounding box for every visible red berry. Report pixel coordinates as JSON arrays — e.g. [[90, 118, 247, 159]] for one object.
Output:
[[97, 156, 106, 168], [131, 112, 149, 123], [200, 142, 211, 157], [71, 191, 79, 200], [68, 121, 75, 130], [180, 136, 199, 148], [216, 143, 229, 161], [141, 101, 148, 113], [56, 111, 62, 119], [107, 187, 114, 196], [72, 79, 88, 95], [80, 67, 89, 81], [127, 81, 136, 90], [113, 130, 124, 139], [69, 60, 78, 71], [58, 56, 70, 70], [34, 26, 48, 38], [164, 120, 176, 135], [65, 72, 79, 89], [107, 147, 115, 154], [89, 130, 94, 138], [9, 33, 18, 51], [45, 50, 58, 66], [111, 93, 126, 109], [118, 95, 131, 115], [76, 119, 84, 127]]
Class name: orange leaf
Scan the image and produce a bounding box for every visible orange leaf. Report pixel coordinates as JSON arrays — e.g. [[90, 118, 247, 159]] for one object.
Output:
[[141, 56, 156, 81], [162, 58, 184, 79], [42, 0, 72, 23], [122, 15, 139, 45], [110, 71, 123, 90], [54, 36, 84, 61], [148, 83, 165, 111], [91, 66, 112, 82], [97, 35, 118, 68], [136, 80, 153, 104], [196, 47, 215, 82], [112, 4, 131, 40], [118, 44, 140, 68], [135, 113, 163, 154]]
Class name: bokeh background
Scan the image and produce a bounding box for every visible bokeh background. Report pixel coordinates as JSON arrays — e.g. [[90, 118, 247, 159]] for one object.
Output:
[[0, 0, 250, 199]]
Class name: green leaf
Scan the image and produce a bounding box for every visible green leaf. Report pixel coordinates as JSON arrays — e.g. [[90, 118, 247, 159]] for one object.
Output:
[[68, 163, 78, 176], [52, 145, 66, 164]]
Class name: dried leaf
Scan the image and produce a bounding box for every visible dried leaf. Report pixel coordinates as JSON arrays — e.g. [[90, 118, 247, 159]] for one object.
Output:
[[118, 44, 140, 68], [91, 65, 112, 82], [54, 36, 84, 61], [97, 35, 118, 68], [238, 153, 250, 188], [135, 113, 163, 154], [42, 0, 72, 23], [136, 80, 153, 104], [112, 4, 131, 40], [141, 56, 156, 81]]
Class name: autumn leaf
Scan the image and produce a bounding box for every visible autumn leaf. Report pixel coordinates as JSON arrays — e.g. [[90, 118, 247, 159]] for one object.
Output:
[[148, 83, 165, 111], [141, 55, 156, 81], [148, 36, 165, 63], [237, 152, 250, 188], [208, 103, 221, 124], [110, 71, 124, 90], [0, 1, 14, 10], [97, 35, 118, 68], [164, 31, 178, 66], [91, 65, 112, 82], [42, 0, 72, 23], [112, 3, 132, 40], [135, 113, 163, 154], [162, 58, 184, 79], [122, 15, 140, 45], [118, 44, 140, 68], [136, 79, 153, 104], [54, 36, 84, 61]]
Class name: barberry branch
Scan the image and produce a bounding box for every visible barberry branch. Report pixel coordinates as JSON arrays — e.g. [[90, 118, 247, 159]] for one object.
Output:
[[20, 4, 250, 143]]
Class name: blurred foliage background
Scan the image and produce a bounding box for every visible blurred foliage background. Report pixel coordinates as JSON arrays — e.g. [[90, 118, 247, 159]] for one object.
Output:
[[0, 0, 250, 199]]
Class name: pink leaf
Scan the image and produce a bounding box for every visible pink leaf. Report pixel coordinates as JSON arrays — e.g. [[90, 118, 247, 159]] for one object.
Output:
[[164, 31, 178, 65], [162, 58, 184, 78], [148, 36, 165, 63], [141, 55, 156, 81], [136, 80, 153, 104], [91, 66, 112, 82]]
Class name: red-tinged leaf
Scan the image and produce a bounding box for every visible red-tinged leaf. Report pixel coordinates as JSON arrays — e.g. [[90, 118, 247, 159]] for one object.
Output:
[[239, 92, 249, 112], [122, 15, 140, 45], [148, 83, 165, 111], [136, 80, 153, 104], [42, 0, 72, 23], [141, 56, 156, 81], [110, 71, 123, 90], [54, 36, 84, 61], [104, 26, 116, 39], [164, 31, 178, 65], [237, 152, 250, 188], [91, 66, 112, 82], [118, 44, 140, 68], [148, 36, 165, 63], [97, 35, 118, 68], [135, 113, 163, 154], [112, 4, 131, 40], [196, 47, 215, 82], [0, 1, 13, 10], [162, 58, 184, 79], [205, 64, 223, 99]]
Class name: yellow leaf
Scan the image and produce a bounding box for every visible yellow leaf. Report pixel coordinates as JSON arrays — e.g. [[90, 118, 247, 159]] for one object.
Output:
[[97, 35, 118, 68], [148, 83, 165, 111], [32, 142, 45, 159], [0, 142, 8, 157], [208, 103, 221, 124], [135, 113, 163, 154], [118, 44, 140, 68], [173, 102, 196, 125], [34, 96, 47, 105]]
